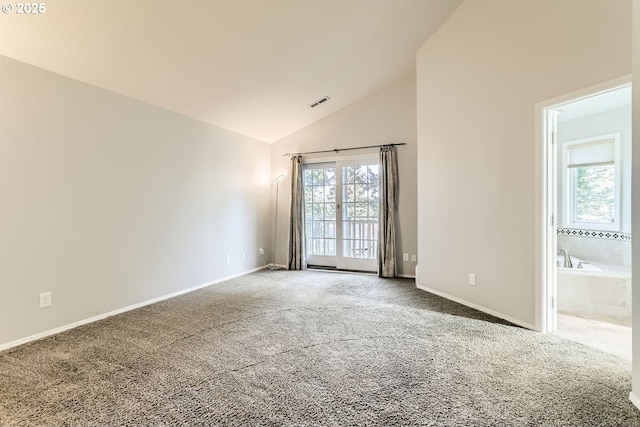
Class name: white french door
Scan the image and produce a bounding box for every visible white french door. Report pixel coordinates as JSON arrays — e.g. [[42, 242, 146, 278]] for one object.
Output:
[[303, 159, 379, 272]]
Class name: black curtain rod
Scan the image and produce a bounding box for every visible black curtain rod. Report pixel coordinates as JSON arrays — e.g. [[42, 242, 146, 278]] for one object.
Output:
[[283, 142, 406, 157]]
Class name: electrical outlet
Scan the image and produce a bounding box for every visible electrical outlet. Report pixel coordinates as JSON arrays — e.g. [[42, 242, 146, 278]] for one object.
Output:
[[39, 292, 52, 308], [468, 273, 476, 286], [259, 248, 264, 255], [403, 253, 409, 262], [226, 254, 231, 264], [411, 254, 417, 262]]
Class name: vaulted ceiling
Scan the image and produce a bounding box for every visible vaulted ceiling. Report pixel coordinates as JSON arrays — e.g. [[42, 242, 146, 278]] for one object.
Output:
[[0, 0, 462, 142]]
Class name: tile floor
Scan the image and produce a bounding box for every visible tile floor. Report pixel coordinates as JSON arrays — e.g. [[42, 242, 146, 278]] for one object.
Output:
[[554, 312, 631, 361]]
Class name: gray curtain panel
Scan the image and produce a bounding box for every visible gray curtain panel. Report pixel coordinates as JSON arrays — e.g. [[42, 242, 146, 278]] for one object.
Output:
[[288, 155, 306, 270], [378, 145, 398, 278]]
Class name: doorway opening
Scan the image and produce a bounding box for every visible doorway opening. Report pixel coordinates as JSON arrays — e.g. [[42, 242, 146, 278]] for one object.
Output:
[[303, 157, 380, 273], [540, 77, 632, 360]]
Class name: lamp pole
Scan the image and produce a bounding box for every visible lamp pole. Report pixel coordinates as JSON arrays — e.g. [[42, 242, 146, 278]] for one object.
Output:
[[271, 175, 285, 269]]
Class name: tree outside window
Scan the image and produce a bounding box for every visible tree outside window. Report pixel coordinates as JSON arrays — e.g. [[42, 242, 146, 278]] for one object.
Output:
[[574, 164, 615, 224]]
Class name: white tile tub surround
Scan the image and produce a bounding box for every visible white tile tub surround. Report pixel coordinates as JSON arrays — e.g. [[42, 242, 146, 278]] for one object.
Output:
[[558, 232, 631, 267], [557, 260, 632, 325], [557, 229, 632, 326]]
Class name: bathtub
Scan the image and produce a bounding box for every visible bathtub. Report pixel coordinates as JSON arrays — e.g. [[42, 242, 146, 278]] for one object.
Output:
[[557, 255, 632, 324]]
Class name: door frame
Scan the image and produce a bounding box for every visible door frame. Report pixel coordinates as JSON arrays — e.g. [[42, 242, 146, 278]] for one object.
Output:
[[535, 75, 631, 333], [303, 154, 379, 272]]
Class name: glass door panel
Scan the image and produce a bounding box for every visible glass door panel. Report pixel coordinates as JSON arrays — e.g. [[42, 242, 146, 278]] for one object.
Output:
[[304, 163, 337, 266], [303, 159, 379, 272], [337, 162, 379, 271]]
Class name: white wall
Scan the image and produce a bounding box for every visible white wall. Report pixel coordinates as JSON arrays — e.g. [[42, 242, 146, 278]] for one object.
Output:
[[0, 56, 272, 348], [270, 73, 417, 276], [631, 0, 640, 409], [416, 0, 631, 328]]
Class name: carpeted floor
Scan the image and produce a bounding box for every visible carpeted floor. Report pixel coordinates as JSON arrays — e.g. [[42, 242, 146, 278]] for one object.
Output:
[[1, 270, 639, 426]]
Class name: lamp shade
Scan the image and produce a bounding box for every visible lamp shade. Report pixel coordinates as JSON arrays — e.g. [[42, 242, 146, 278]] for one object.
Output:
[[271, 174, 285, 185]]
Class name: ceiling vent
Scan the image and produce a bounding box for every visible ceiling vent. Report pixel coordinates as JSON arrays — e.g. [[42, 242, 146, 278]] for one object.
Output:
[[309, 96, 330, 108]]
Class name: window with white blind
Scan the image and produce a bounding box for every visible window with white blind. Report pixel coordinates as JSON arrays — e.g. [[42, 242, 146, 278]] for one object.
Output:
[[561, 133, 621, 231]]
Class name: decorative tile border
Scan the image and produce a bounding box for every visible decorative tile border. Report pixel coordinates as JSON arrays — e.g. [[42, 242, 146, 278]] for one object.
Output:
[[557, 228, 631, 241]]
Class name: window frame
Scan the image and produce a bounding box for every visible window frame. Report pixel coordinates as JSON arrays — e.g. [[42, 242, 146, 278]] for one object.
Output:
[[561, 133, 621, 231]]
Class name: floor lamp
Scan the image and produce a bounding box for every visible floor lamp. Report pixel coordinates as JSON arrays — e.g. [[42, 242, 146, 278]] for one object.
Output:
[[269, 174, 286, 270]]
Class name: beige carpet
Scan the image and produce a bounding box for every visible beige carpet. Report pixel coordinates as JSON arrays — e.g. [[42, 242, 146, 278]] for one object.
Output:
[[0, 270, 638, 426]]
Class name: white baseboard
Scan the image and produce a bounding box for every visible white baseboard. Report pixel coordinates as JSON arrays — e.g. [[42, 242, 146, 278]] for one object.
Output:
[[416, 284, 537, 330], [630, 392, 640, 411], [397, 274, 416, 279], [0, 266, 266, 353]]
